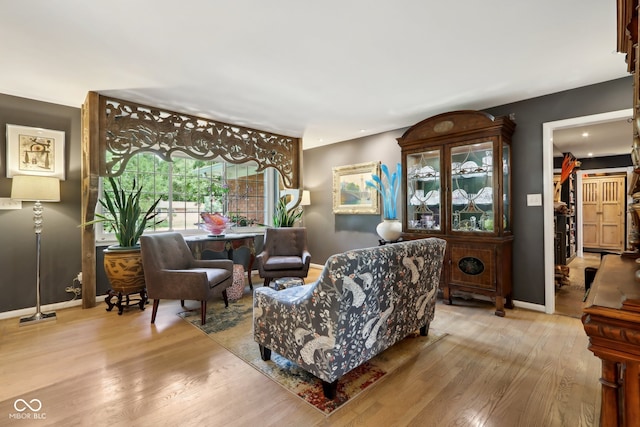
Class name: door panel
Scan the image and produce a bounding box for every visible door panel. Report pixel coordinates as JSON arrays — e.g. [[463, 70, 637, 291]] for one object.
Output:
[[583, 224, 598, 247], [582, 180, 599, 248], [582, 175, 625, 251]]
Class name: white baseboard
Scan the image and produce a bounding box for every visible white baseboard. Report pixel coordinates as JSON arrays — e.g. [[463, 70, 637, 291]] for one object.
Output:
[[0, 297, 104, 321], [513, 299, 546, 313], [310, 262, 324, 270]]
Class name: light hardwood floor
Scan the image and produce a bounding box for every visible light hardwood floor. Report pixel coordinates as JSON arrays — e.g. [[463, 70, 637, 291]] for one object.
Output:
[[1, 269, 600, 427], [555, 253, 601, 318]]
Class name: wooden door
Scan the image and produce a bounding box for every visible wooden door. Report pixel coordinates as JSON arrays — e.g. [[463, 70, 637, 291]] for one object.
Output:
[[582, 175, 625, 251]]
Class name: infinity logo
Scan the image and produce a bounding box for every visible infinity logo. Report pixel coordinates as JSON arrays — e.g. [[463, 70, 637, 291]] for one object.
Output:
[[14, 399, 42, 412]]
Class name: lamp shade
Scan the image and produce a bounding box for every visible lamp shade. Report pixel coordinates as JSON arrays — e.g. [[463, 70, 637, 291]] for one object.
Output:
[[301, 190, 311, 206], [11, 175, 61, 202]]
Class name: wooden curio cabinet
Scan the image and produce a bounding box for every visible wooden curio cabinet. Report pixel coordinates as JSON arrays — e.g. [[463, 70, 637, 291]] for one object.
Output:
[[397, 110, 515, 316]]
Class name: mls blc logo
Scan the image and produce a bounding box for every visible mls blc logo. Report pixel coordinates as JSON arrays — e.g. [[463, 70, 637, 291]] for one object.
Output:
[[9, 398, 46, 420]]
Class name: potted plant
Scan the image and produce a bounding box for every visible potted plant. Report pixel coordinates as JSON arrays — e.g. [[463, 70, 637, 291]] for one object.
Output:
[[273, 195, 303, 227], [366, 162, 402, 241], [83, 177, 162, 298]]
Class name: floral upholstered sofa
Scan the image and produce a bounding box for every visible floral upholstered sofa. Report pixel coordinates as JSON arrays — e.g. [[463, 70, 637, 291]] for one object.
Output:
[[253, 237, 446, 399]]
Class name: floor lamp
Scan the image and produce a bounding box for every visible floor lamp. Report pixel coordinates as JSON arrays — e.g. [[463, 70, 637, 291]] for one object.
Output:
[[11, 175, 61, 326]]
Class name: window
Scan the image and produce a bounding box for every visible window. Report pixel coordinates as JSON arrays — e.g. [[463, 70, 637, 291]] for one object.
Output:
[[96, 152, 275, 242]]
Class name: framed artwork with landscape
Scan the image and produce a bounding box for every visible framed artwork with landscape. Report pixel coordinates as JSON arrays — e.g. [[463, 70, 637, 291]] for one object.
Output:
[[6, 124, 66, 180], [332, 161, 380, 214]]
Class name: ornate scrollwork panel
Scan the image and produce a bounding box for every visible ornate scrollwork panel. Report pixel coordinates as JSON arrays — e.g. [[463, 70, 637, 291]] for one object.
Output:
[[99, 96, 300, 188]]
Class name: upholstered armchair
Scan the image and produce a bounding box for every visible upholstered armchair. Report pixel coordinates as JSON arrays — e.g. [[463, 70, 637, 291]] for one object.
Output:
[[140, 232, 233, 325], [256, 227, 311, 287]]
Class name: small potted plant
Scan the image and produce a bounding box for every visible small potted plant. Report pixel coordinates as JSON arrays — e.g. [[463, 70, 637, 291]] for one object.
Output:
[[273, 195, 303, 227], [82, 177, 162, 297]]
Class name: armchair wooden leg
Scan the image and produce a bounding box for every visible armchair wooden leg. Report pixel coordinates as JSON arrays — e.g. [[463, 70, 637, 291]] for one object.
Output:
[[322, 380, 338, 400], [200, 300, 207, 325], [151, 299, 160, 324], [263, 278, 271, 287], [180, 300, 185, 307], [222, 289, 229, 308]]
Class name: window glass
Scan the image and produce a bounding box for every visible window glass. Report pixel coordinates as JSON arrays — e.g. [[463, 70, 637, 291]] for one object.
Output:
[[96, 152, 270, 242]]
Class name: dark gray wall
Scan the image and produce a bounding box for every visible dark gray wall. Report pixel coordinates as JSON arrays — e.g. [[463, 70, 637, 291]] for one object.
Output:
[[303, 76, 633, 305], [0, 93, 82, 312], [302, 130, 404, 263], [484, 77, 632, 304]]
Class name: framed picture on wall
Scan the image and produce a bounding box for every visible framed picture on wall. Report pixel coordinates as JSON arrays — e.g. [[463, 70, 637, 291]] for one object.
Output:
[[6, 124, 66, 180], [332, 161, 380, 214]]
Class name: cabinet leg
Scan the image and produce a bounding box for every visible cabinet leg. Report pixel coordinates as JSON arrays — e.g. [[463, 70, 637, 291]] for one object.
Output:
[[494, 296, 505, 317], [600, 359, 620, 427], [624, 362, 640, 425], [442, 286, 452, 305]]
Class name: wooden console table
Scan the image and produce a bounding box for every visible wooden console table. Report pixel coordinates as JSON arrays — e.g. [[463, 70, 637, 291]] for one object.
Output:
[[185, 234, 259, 289], [582, 254, 640, 427]]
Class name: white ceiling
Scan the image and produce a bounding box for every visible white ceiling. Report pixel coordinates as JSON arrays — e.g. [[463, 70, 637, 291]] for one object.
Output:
[[0, 1, 631, 150], [553, 117, 633, 159]]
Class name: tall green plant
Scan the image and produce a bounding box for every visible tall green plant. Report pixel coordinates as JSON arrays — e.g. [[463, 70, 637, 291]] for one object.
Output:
[[83, 177, 162, 247], [273, 196, 303, 227]]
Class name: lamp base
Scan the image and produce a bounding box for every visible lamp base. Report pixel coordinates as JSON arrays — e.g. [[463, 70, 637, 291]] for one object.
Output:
[[19, 311, 57, 326]]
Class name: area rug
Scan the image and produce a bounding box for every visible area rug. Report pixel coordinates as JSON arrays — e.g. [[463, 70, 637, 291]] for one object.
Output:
[[178, 288, 447, 415]]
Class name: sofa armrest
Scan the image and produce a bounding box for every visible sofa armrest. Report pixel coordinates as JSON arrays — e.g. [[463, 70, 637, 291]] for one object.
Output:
[[256, 250, 269, 262], [253, 283, 338, 382], [256, 250, 269, 273], [302, 250, 311, 268]]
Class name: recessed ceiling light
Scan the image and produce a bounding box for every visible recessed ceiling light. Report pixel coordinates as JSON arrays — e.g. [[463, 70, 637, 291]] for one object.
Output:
[[588, 152, 593, 157], [582, 132, 589, 137], [359, 129, 366, 133]]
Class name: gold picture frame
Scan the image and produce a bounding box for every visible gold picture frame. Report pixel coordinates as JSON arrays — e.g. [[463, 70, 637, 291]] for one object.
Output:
[[332, 161, 380, 214], [6, 124, 66, 180]]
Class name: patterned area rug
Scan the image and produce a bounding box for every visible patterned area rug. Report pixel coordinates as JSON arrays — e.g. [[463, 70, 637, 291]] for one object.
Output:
[[178, 287, 446, 415]]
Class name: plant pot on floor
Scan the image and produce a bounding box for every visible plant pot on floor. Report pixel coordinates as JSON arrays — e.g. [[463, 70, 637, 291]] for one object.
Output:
[[103, 245, 147, 314]]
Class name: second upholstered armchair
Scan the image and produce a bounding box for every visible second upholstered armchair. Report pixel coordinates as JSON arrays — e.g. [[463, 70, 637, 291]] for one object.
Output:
[[256, 227, 311, 288], [140, 232, 233, 325]]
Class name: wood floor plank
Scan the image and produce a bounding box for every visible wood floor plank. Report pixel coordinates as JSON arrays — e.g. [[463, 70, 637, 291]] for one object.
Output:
[[0, 269, 601, 426]]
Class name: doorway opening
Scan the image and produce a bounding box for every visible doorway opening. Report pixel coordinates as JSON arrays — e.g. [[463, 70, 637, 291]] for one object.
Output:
[[554, 170, 631, 318], [542, 109, 632, 314]]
